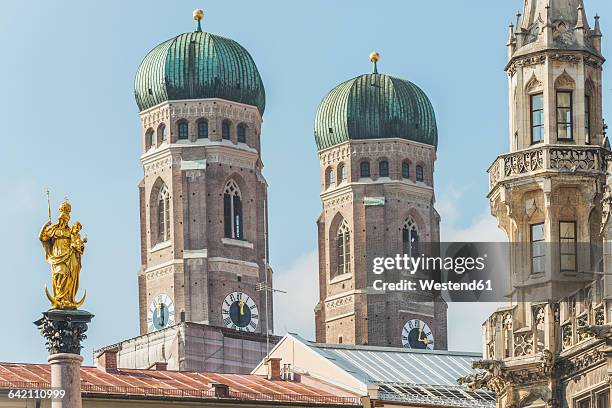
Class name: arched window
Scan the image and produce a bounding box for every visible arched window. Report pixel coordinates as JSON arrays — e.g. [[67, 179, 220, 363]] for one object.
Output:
[[336, 220, 351, 277], [360, 161, 371, 178], [379, 160, 389, 177], [325, 166, 335, 188], [402, 219, 419, 257], [145, 128, 154, 150], [402, 161, 410, 179], [237, 124, 247, 143], [338, 163, 347, 183], [197, 120, 208, 139], [157, 185, 170, 242], [157, 124, 167, 143], [178, 121, 189, 140], [416, 165, 424, 182], [224, 180, 243, 239], [222, 121, 231, 140]]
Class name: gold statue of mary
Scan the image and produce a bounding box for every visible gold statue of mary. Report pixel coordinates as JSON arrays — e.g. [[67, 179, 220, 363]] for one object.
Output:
[[39, 200, 87, 309]]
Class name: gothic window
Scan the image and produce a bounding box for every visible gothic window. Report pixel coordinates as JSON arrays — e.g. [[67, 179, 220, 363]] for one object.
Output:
[[145, 128, 154, 150], [222, 121, 231, 140], [402, 219, 419, 257], [338, 163, 346, 183], [531, 93, 544, 144], [157, 185, 170, 242], [325, 167, 335, 188], [416, 165, 424, 182], [402, 161, 410, 179], [379, 160, 389, 177], [360, 161, 371, 178], [178, 121, 189, 140], [197, 120, 208, 139], [530, 223, 545, 274], [335, 220, 351, 277], [223, 180, 243, 240], [585, 95, 591, 143], [576, 397, 591, 408], [237, 124, 247, 143], [560, 221, 577, 272], [157, 124, 167, 143], [557, 91, 573, 140]]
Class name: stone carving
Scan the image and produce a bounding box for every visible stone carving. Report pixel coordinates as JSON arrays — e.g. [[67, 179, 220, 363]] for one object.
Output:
[[601, 185, 612, 234], [549, 148, 597, 171], [489, 160, 501, 189], [578, 324, 612, 341], [554, 71, 576, 89], [562, 322, 573, 349], [504, 150, 543, 176], [514, 331, 534, 356]]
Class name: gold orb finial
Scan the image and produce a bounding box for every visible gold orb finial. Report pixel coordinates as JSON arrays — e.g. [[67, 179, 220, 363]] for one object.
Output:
[[369, 51, 380, 74], [193, 9, 204, 21]]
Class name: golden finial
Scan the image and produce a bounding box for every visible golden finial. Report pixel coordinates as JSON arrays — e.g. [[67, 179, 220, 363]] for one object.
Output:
[[370, 51, 380, 74], [193, 9, 204, 32]]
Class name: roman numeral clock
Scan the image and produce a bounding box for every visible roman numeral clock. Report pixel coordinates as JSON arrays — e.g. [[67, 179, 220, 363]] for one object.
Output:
[[222, 292, 259, 332]]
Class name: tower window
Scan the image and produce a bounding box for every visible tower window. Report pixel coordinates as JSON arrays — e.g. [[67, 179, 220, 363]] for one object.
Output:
[[338, 163, 347, 183], [157, 185, 170, 242], [145, 128, 154, 150], [222, 121, 231, 140], [596, 391, 609, 408], [325, 167, 335, 188], [556, 91, 573, 140], [379, 160, 389, 177], [560, 221, 577, 272], [360, 161, 371, 178], [531, 93, 544, 144], [402, 219, 419, 257], [178, 121, 189, 140], [198, 120, 208, 139], [335, 220, 351, 277], [237, 124, 247, 143], [224, 180, 243, 240], [585, 95, 591, 143], [530, 223, 545, 274], [402, 161, 410, 179], [416, 165, 424, 182], [157, 124, 167, 143]]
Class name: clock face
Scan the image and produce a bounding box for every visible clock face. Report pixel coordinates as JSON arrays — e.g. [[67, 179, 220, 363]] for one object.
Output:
[[147, 294, 175, 332], [401, 319, 435, 350], [221, 291, 259, 332]]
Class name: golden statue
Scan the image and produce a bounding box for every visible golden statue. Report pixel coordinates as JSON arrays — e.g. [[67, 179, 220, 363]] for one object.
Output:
[[39, 199, 87, 309]]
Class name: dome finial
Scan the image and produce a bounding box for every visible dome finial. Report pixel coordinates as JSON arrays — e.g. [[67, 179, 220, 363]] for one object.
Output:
[[369, 51, 380, 74], [193, 9, 204, 32]]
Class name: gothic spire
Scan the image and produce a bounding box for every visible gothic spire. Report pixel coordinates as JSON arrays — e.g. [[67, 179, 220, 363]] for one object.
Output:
[[522, 0, 588, 30]]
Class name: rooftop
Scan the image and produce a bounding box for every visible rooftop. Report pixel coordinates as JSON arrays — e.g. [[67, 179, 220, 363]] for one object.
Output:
[[0, 362, 360, 405]]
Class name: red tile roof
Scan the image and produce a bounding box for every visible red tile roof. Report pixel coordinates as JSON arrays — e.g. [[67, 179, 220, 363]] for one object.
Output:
[[0, 362, 360, 405]]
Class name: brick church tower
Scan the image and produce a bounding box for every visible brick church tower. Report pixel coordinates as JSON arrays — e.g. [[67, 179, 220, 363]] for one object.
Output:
[[95, 10, 276, 373], [313, 54, 448, 349]]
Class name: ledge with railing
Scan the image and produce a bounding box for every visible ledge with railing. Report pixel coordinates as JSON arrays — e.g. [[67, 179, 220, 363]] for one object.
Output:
[[488, 145, 609, 190]]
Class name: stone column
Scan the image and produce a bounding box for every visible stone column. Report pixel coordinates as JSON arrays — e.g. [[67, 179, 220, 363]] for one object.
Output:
[[34, 309, 94, 408]]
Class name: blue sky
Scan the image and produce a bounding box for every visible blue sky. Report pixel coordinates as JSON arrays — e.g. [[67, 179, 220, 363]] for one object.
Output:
[[1, 0, 610, 364]]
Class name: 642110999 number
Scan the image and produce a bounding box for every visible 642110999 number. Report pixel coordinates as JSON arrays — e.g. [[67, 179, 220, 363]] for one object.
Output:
[[8, 389, 66, 399]]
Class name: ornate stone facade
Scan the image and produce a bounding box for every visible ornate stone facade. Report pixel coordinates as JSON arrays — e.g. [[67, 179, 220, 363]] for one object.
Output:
[[468, 2, 611, 408], [314, 138, 448, 349]]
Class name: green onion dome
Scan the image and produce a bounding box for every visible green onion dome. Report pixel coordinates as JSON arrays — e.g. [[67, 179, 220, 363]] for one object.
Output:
[[134, 15, 265, 114], [314, 56, 438, 151]]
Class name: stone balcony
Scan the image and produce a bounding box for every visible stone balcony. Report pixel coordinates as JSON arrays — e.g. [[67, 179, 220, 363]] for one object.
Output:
[[488, 145, 609, 192]]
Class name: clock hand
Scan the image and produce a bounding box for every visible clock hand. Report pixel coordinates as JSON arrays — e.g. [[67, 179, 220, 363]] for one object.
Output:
[[239, 300, 245, 316], [417, 323, 429, 344]]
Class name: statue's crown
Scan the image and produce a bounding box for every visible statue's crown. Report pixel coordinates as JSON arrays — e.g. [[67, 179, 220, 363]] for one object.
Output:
[[59, 200, 72, 215]]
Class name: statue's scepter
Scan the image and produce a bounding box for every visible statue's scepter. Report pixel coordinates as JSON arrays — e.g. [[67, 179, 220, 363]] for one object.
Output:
[[46, 189, 51, 222]]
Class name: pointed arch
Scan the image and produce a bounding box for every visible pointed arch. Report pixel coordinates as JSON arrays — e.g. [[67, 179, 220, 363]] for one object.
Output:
[[150, 178, 170, 245], [555, 71, 576, 90], [525, 74, 543, 93], [402, 218, 419, 256], [224, 179, 243, 239], [334, 219, 351, 277]]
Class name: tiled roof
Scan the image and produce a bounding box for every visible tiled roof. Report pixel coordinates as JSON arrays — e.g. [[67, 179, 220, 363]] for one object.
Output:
[[0, 362, 359, 405]]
